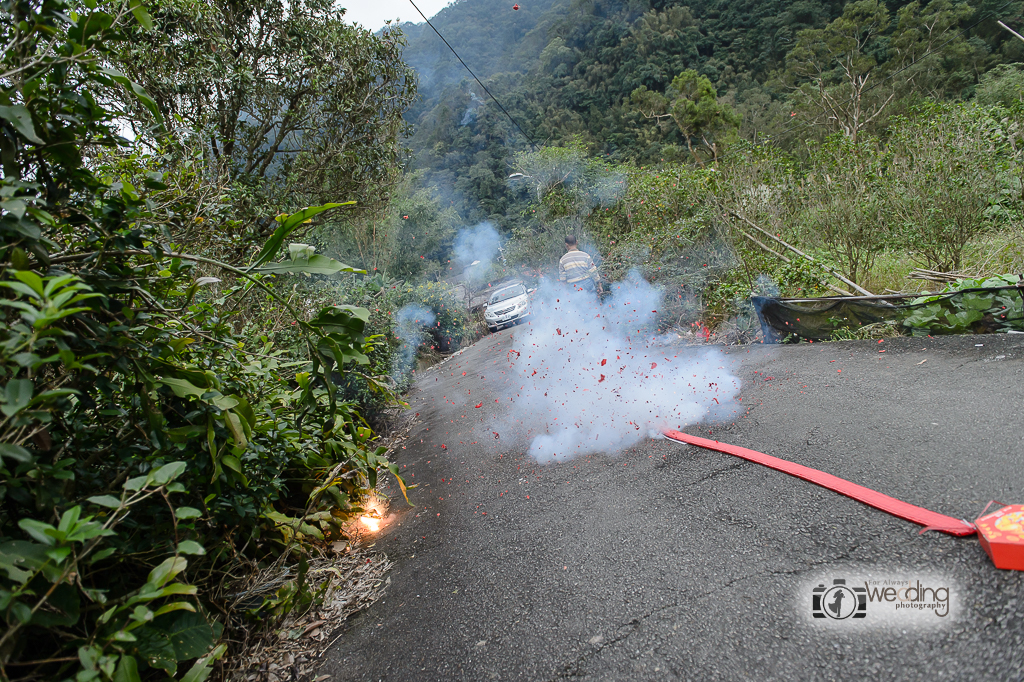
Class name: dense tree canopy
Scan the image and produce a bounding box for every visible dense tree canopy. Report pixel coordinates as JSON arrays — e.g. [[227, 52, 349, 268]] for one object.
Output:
[[400, 0, 1022, 231], [116, 0, 417, 253]]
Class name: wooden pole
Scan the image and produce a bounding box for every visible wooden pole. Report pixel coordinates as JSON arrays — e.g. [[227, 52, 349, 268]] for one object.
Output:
[[727, 211, 875, 296]]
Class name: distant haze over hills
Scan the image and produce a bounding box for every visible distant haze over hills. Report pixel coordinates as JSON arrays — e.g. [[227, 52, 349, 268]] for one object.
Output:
[[398, 0, 564, 110], [342, 0, 454, 32]]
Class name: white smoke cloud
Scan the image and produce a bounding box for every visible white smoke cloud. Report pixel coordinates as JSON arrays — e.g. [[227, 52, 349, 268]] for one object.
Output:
[[392, 304, 436, 380], [495, 271, 743, 463], [453, 221, 501, 286]]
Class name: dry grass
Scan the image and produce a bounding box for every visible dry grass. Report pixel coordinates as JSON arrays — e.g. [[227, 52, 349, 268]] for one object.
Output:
[[222, 547, 394, 682]]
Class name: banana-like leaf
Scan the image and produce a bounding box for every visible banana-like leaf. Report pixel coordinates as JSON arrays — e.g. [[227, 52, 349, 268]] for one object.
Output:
[[247, 203, 354, 271], [252, 253, 364, 276]]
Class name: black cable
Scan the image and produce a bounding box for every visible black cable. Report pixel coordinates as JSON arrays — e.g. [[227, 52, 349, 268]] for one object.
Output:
[[407, 0, 539, 149]]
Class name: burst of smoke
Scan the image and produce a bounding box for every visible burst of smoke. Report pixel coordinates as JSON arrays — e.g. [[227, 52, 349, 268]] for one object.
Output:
[[454, 221, 501, 286], [392, 304, 436, 380], [753, 274, 780, 297], [460, 92, 485, 125], [493, 271, 742, 463]]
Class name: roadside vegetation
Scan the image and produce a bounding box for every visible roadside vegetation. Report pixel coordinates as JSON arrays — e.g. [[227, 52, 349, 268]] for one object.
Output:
[[0, 2, 427, 681], [396, 0, 1024, 340], [3, 0, 1024, 680]]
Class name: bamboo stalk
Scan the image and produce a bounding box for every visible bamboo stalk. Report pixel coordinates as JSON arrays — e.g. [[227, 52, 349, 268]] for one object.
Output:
[[734, 227, 855, 297], [726, 211, 875, 296]]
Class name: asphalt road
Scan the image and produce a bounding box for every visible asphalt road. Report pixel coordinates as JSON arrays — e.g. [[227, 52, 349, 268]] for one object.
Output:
[[321, 331, 1024, 681]]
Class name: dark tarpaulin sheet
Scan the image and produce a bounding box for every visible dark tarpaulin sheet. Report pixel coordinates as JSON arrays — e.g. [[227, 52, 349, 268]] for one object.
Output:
[[752, 285, 1024, 343]]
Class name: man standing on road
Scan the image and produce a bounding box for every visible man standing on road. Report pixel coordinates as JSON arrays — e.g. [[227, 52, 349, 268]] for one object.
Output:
[[558, 234, 604, 294]]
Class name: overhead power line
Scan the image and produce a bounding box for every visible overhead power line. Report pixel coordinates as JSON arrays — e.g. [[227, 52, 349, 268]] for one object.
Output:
[[406, 0, 539, 149]]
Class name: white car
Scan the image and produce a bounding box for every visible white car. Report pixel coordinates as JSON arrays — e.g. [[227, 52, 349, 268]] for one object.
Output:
[[484, 282, 533, 332]]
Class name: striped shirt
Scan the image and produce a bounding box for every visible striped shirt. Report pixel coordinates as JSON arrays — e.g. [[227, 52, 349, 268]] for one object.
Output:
[[558, 249, 599, 284]]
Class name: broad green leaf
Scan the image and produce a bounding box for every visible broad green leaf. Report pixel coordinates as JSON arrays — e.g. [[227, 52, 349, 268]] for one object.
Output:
[[180, 643, 227, 682], [156, 583, 197, 597], [220, 454, 243, 475], [166, 425, 205, 443], [0, 105, 43, 144], [153, 601, 196, 617], [222, 412, 246, 448], [210, 394, 239, 411], [90, 547, 117, 563], [174, 507, 202, 520], [0, 443, 32, 462], [3, 198, 27, 219], [247, 203, 354, 271], [131, 626, 177, 676], [146, 557, 187, 589], [123, 475, 149, 492], [113, 654, 141, 682], [164, 611, 215, 661], [233, 394, 256, 430], [129, 0, 154, 29], [176, 540, 205, 555], [151, 461, 187, 486], [18, 518, 55, 545], [57, 506, 82, 533], [3, 378, 33, 417], [45, 546, 72, 563], [88, 495, 122, 509], [158, 377, 206, 398]]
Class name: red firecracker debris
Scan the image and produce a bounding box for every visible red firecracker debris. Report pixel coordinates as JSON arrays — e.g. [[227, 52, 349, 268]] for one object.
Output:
[[475, 403, 483, 408], [599, 374, 605, 383], [601, 359, 607, 366]]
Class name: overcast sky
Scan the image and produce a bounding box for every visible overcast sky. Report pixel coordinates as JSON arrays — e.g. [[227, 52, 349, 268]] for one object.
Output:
[[341, 0, 454, 31]]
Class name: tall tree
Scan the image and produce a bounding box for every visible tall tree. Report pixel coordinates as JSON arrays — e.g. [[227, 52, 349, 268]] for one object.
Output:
[[115, 0, 417, 252], [783, 0, 893, 142], [631, 69, 741, 164]]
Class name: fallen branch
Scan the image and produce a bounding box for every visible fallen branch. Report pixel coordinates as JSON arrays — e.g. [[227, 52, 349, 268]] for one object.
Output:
[[733, 227, 855, 297], [908, 268, 966, 283], [726, 211, 873, 296]]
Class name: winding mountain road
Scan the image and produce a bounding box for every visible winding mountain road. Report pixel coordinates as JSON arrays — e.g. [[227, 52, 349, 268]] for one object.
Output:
[[321, 332, 1024, 681]]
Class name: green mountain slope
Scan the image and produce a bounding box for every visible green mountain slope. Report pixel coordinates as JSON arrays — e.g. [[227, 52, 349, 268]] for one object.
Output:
[[395, 0, 1022, 230]]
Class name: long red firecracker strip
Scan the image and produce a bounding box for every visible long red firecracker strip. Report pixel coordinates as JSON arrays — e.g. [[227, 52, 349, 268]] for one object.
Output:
[[661, 429, 977, 537]]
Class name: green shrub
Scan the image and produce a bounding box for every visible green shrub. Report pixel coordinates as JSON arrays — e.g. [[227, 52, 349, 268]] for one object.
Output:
[[0, 5, 405, 680]]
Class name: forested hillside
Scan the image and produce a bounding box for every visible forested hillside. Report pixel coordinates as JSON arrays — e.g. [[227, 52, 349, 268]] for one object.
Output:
[[393, 0, 1019, 220]]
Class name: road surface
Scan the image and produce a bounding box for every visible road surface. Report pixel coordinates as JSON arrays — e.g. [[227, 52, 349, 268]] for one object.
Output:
[[321, 332, 1024, 681]]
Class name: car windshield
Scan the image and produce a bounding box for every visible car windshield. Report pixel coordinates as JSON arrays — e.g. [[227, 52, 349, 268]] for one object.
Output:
[[489, 284, 526, 305]]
